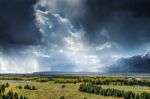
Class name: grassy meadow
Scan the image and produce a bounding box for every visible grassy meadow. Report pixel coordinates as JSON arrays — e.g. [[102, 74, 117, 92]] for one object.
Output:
[[1, 80, 120, 99], [0, 75, 150, 99]]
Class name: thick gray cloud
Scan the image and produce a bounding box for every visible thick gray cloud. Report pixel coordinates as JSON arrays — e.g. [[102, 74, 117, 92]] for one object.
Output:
[[1, 0, 150, 48], [0, 0, 150, 73], [76, 0, 150, 50], [1, 0, 150, 50]]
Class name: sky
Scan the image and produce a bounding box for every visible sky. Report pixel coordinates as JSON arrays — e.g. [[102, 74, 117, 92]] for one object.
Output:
[[0, 0, 150, 73]]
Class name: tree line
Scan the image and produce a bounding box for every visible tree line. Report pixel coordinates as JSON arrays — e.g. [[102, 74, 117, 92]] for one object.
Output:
[[54, 79, 78, 84], [79, 84, 150, 99], [90, 79, 150, 87], [20, 84, 37, 90], [53, 76, 150, 87]]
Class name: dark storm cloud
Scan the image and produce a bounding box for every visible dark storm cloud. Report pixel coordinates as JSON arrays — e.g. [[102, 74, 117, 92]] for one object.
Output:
[[107, 52, 150, 73], [1, 0, 150, 73], [0, 0, 41, 46], [1, 0, 150, 49], [76, 0, 150, 49]]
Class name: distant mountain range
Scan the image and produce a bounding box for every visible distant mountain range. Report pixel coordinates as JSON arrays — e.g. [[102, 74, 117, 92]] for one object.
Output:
[[108, 52, 150, 73], [35, 52, 150, 74]]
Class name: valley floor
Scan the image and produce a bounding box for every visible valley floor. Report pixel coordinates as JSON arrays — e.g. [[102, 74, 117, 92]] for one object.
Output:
[[1, 80, 121, 99]]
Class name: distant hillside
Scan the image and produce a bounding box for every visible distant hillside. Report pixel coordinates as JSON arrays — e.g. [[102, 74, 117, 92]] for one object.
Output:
[[108, 52, 150, 73]]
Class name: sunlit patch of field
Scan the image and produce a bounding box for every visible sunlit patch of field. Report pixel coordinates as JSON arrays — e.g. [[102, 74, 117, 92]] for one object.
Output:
[[0, 80, 121, 99]]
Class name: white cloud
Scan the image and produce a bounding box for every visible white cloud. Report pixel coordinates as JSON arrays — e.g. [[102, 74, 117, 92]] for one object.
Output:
[[35, 0, 85, 18], [34, 5, 105, 72], [63, 30, 104, 72], [33, 51, 52, 58], [96, 42, 112, 51]]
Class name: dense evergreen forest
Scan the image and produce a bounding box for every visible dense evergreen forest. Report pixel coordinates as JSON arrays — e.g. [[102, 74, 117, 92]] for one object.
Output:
[[79, 84, 150, 99]]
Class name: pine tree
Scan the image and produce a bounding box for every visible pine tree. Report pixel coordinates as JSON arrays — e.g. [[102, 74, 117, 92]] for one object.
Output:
[[14, 92, 19, 99], [61, 85, 65, 89], [136, 94, 140, 99], [6, 82, 9, 88], [20, 95, 23, 99], [32, 86, 36, 90], [19, 85, 22, 89], [60, 96, 65, 99], [1, 84, 5, 93]]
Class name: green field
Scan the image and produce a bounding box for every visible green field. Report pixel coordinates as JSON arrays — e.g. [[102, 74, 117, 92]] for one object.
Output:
[[1, 76, 150, 99], [1, 80, 121, 99]]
